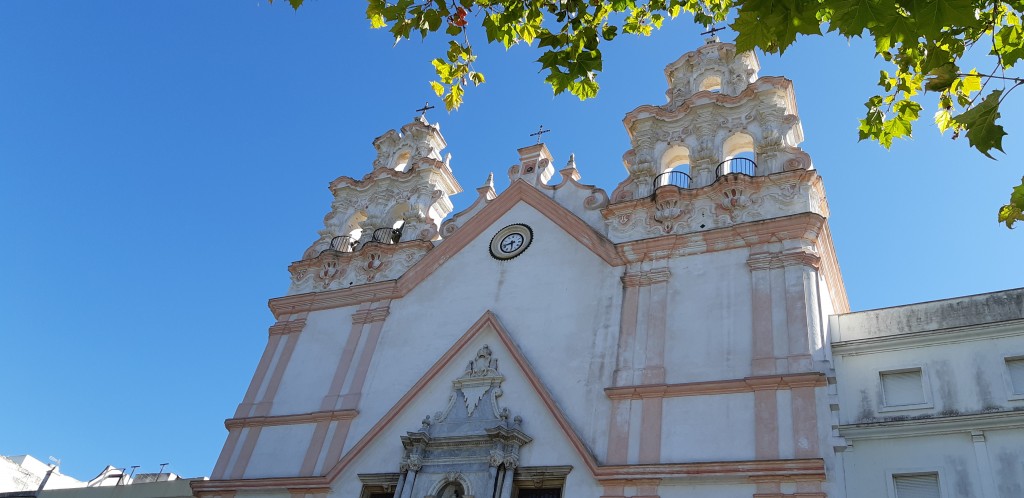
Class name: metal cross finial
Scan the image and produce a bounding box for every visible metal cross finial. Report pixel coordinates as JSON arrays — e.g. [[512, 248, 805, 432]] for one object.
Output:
[[416, 101, 435, 117], [529, 125, 551, 144], [701, 26, 726, 36]]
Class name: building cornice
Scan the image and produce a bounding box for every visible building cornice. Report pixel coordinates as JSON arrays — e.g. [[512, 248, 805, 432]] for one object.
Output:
[[223, 409, 358, 430], [594, 458, 825, 482], [838, 410, 1024, 441], [605, 373, 827, 400], [831, 319, 1024, 356]]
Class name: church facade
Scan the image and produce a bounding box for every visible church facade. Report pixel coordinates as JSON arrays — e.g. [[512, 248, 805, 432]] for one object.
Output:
[[189, 40, 1024, 498]]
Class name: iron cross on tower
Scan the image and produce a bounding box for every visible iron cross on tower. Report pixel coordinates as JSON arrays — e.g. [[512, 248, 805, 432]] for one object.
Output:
[[529, 125, 551, 144], [416, 101, 435, 117], [701, 26, 726, 37]]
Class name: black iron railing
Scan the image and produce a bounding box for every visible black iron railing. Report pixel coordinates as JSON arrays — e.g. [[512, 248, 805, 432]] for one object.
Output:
[[371, 227, 402, 244], [653, 170, 693, 190], [715, 157, 757, 178], [327, 235, 356, 252]]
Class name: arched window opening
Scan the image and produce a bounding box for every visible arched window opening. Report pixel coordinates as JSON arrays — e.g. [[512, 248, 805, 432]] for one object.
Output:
[[719, 133, 757, 177], [394, 151, 412, 172], [340, 212, 366, 251], [699, 74, 722, 93], [438, 481, 465, 498], [655, 145, 693, 189]]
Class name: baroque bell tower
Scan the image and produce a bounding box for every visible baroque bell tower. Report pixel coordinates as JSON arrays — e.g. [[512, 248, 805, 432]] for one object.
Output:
[[289, 115, 462, 294]]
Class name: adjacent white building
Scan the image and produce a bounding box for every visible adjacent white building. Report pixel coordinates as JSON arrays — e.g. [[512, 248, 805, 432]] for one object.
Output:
[[190, 38, 1024, 498], [831, 289, 1024, 498]]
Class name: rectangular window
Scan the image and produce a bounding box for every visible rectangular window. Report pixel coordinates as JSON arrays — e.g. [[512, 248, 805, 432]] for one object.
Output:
[[881, 369, 926, 407], [893, 473, 940, 498], [1007, 357, 1024, 395]]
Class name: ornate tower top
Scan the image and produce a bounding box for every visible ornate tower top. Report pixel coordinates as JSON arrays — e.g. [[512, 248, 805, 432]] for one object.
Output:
[[604, 41, 824, 244], [663, 40, 760, 102], [287, 116, 463, 295]]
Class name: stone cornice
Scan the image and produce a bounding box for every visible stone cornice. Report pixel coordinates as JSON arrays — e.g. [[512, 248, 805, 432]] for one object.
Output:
[[223, 409, 358, 430], [351, 306, 390, 325], [622, 76, 796, 133], [269, 281, 399, 320], [838, 410, 1024, 441], [329, 158, 462, 197], [605, 373, 826, 400], [747, 250, 821, 271], [831, 318, 1024, 356], [594, 458, 825, 482], [268, 318, 307, 336], [621, 268, 671, 288], [191, 476, 329, 494], [269, 212, 834, 319]]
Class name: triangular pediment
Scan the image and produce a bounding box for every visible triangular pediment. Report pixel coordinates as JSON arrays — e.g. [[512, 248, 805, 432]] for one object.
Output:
[[396, 180, 620, 295], [325, 311, 601, 485]]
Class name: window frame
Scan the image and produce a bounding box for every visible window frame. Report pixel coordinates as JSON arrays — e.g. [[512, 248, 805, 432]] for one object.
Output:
[[878, 366, 934, 412], [1003, 354, 1024, 401], [887, 469, 944, 498]]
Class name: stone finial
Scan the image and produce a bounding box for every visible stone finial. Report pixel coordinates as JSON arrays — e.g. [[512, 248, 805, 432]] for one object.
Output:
[[476, 172, 497, 200], [559, 153, 581, 182]]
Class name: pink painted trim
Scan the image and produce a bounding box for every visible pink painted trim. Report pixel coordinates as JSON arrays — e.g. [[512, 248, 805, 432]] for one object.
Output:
[[256, 332, 301, 416], [593, 458, 825, 480], [300, 421, 330, 476], [790, 386, 819, 459], [228, 426, 262, 480], [341, 303, 390, 410], [192, 477, 328, 493], [638, 398, 663, 464], [238, 334, 283, 417], [320, 305, 369, 411], [749, 266, 775, 376], [642, 280, 668, 385], [753, 390, 779, 460], [224, 409, 358, 429], [605, 373, 825, 399], [606, 399, 631, 465], [614, 284, 640, 386], [211, 429, 242, 479], [322, 419, 353, 470], [324, 311, 604, 481]]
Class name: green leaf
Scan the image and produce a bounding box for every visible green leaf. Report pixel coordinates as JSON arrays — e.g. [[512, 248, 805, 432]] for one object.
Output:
[[998, 178, 1024, 228], [430, 81, 445, 97], [952, 90, 1007, 159], [288, 0, 303, 10], [443, 82, 464, 111], [924, 64, 957, 92]]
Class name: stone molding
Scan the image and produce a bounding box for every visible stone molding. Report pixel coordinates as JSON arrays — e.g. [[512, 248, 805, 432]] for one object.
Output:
[[268, 211, 842, 320], [351, 306, 390, 325], [594, 458, 825, 481], [621, 268, 671, 288], [747, 250, 821, 271], [604, 373, 827, 400], [268, 318, 308, 336], [224, 409, 358, 429], [831, 319, 1024, 355], [839, 410, 1024, 440]]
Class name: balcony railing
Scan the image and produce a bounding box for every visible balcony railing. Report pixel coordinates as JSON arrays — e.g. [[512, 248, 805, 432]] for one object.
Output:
[[653, 170, 693, 191], [327, 235, 356, 253], [371, 226, 402, 244], [715, 157, 757, 178]]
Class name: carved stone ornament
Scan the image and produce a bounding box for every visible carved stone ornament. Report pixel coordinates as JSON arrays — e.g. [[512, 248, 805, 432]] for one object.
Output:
[[394, 345, 532, 498]]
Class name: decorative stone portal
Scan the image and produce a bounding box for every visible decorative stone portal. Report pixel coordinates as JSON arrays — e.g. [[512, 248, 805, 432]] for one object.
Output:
[[393, 346, 531, 498]]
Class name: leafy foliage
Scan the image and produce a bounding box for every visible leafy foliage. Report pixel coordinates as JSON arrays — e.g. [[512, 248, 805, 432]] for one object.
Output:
[[276, 0, 1023, 228]]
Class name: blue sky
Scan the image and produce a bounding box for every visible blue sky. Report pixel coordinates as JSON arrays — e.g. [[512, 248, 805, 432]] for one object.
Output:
[[1, 1, 1021, 482]]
